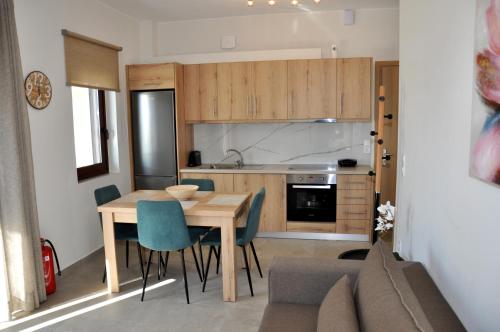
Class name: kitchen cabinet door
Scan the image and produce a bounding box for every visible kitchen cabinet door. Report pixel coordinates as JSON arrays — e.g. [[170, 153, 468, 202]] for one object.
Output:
[[183, 64, 201, 122], [199, 64, 219, 121], [217, 62, 253, 121], [128, 63, 175, 91], [253, 61, 288, 120], [337, 58, 372, 121], [233, 174, 286, 232], [287, 59, 337, 120]]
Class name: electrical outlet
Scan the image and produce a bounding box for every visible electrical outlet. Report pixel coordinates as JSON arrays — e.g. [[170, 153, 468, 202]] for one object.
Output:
[[363, 139, 371, 154]]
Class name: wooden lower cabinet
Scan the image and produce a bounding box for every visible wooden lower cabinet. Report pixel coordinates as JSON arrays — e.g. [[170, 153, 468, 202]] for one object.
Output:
[[180, 173, 286, 232], [233, 174, 286, 233], [336, 174, 374, 238]]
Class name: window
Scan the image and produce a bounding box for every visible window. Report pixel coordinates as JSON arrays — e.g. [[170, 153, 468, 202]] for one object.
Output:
[[71, 87, 109, 181]]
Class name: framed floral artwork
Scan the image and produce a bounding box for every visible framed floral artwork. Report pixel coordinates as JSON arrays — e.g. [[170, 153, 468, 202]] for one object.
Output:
[[472, 0, 500, 186]]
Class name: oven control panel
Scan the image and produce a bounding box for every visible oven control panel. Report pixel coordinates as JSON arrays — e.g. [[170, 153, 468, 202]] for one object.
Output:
[[286, 174, 336, 185]]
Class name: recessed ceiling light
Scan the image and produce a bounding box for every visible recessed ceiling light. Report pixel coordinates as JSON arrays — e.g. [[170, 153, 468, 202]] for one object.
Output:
[[268, 0, 276, 5], [247, 0, 254, 5], [314, 0, 320, 3], [291, 0, 299, 5]]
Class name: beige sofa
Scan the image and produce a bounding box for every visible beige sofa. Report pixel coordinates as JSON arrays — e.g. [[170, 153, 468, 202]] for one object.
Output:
[[259, 241, 465, 332]]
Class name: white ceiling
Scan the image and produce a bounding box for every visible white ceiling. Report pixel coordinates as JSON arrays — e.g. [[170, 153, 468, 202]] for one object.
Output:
[[99, 0, 399, 22]]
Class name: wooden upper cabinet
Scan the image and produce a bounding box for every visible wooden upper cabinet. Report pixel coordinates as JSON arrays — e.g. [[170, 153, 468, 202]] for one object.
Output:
[[288, 59, 337, 120], [183, 64, 201, 122], [337, 58, 372, 121], [253, 61, 288, 120], [218, 62, 253, 121], [184, 63, 219, 122], [128, 63, 175, 91], [199, 64, 220, 121]]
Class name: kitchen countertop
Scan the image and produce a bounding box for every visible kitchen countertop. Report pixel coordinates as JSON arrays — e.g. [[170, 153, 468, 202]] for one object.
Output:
[[179, 164, 372, 175]]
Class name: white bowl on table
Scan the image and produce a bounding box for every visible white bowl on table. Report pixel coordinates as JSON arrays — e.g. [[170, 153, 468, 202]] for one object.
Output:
[[166, 185, 199, 200]]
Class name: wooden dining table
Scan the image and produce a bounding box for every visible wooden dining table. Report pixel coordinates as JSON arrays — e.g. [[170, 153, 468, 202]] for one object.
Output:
[[97, 190, 251, 302]]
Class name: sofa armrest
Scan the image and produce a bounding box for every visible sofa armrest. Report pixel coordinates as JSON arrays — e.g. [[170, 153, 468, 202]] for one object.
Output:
[[268, 256, 363, 305]]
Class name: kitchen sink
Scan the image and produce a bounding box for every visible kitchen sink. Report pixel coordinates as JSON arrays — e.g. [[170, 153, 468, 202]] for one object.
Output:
[[208, 164, 264, 170]]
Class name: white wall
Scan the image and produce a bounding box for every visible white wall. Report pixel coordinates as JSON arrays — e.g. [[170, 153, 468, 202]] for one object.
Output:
[[14, 0, 140, 269], [397, 1, 500, 331], [141, 8, 399, 62]]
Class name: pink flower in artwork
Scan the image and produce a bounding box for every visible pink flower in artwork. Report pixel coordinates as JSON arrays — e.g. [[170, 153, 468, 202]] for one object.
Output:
[[472, 116, 500, 185], [487, 0, 500, 55], [476, 49, 500, 105]]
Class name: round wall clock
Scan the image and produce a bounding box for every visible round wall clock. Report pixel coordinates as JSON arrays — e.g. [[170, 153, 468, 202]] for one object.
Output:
[[24, 71, 52, 110]]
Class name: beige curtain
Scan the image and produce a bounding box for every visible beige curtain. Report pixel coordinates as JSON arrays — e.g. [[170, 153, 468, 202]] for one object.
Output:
[[0, 0, 46, 322]]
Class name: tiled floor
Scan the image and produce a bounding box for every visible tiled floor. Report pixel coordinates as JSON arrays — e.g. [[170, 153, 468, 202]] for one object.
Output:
[[1, 238, 370, 332]]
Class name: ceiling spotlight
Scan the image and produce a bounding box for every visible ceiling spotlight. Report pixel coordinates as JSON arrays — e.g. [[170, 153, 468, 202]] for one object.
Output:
[[291, 0, 299, 5], [268, 0, 276, 5], [248, 0, 254, 5], [314, 0, 320, 3]]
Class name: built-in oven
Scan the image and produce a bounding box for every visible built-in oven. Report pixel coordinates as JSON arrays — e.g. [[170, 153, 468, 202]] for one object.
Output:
[[287, 174, 337, 222]]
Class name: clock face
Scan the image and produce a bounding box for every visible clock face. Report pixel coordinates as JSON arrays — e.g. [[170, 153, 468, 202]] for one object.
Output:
[[24, 71, 52, 110]]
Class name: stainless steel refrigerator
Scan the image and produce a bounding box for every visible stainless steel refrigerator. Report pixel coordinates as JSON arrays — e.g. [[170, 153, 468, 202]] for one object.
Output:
[[131, 90, 177, 190]]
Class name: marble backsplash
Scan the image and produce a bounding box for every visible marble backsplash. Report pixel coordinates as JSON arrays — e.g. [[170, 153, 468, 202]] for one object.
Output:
[[193, 122, 373, 165]]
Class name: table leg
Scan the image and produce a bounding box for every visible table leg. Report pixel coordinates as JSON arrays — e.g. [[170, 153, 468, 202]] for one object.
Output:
[[102, 212, 119, 293], [220, 218, 237, 302]]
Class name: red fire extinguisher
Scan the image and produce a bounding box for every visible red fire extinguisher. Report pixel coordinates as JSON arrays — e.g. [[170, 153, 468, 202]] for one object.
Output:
[[40, 238, 61, 295]]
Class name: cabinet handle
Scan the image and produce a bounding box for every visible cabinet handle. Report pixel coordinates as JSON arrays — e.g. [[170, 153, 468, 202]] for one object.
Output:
[[215, 96, 218, 118], [143, 82, 160, 86], [290, 91, 295, 116], [345, 211, 367, 215], [212, 98, 216, 119], [340, 92, 344, 117], [253, 96, 257, 118]]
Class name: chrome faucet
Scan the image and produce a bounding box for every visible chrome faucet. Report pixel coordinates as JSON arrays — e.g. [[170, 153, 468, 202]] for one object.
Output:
[[226, 149, 244, 168]]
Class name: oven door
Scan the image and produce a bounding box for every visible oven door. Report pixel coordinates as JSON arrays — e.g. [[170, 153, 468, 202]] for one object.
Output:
[[287, 184, 336, 222]]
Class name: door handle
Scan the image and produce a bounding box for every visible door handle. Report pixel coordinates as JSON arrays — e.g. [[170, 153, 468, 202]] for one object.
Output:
[[292, 185, 331, 189]]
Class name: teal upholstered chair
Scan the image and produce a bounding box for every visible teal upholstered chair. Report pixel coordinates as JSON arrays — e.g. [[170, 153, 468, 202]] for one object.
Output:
[[95, 185, 143, 283], [180, 178, 215, 191], [180, 178, 215, 277], [200, 188, 266, 297], [137, 200, 203, 303]]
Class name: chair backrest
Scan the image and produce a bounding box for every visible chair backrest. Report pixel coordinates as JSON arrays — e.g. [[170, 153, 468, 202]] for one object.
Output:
[[180, 178, 215, 191], [137, 200, 192, 252], [95, 185, 121, 206], [94, 185, 121, 226], [241, 188, 266, 245]]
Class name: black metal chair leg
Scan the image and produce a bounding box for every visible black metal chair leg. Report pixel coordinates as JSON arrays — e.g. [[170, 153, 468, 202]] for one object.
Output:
[[141, 250, 153, 302], [157, 251, 162, 281], [202, 246, 214, 292], [191, 246, 203, 282], [163, 251, 169, 277], [102, 266, 106, 283], [250, 241, 263, 278], [216, 246, 221, 275], [241, 245, 254, 297], [198, 238, 204, 279], [126, 240, 129, 268], [137, 243, 144, 280], [180, 249, 190, 304]]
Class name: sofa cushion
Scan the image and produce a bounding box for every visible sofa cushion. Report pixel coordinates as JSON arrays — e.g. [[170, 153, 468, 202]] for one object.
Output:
[[317, 275, 359, 332], [355, 240, 434, 332], [259, 303, 319, 332]]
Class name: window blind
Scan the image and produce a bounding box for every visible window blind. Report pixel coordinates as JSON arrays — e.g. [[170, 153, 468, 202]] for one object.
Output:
[[62, 29, 122, 91]]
